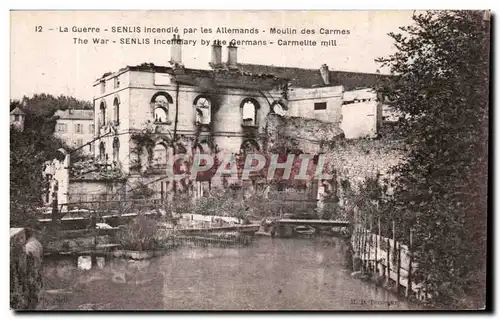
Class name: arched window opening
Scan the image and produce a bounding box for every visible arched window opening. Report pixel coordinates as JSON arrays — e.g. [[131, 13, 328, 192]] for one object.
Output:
[[112, 137, 120, 164], [153, 143, 168, 168], [240, 139, 260, 154], [175, 143, 187, 155], [151, 93, 171, 123], [194, 96, 211, 125], [113, 97, 120, 124], [154, 106, 168, 123], [99, 101, 106, 127], [241, 98, 259, 127]]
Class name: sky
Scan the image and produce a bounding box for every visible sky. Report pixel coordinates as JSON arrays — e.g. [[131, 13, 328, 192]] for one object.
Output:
[[10, 10, 416, 102]]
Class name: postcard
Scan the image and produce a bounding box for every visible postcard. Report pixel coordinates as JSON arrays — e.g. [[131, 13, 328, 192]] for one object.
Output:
[[10, 10, 490, 311]]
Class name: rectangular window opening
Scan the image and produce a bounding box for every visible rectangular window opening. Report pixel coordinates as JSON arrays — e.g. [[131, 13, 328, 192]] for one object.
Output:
[[314, 102, 327, 110]]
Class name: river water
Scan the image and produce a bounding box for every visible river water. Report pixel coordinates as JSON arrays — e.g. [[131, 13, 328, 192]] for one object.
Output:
[[37, 237, 416, 310]]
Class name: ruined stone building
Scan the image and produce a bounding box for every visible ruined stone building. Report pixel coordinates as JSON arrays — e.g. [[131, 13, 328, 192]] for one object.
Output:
[[46, 35, 402, 205], [237, 63, 388, 140], [54, 109, 95, 155]]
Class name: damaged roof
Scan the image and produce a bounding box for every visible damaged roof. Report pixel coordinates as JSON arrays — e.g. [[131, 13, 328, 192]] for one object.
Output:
[[10, 106, 25, 115], [96, 63, 288, 91], [70, 159, 125, 181], [96, 61, 389, 92], [237, 63, 390, 90], [54, 109, 94, 120]]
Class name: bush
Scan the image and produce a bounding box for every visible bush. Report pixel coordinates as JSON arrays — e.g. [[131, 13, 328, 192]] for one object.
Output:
[[191, 188, 247, 217], [116, 215, 159, 251]]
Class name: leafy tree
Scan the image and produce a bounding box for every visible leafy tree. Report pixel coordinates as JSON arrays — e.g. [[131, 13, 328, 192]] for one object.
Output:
[[10, 94, 91, 226], [10, 126, 66, 227], [10, 94, 92, 134], [376, 11, 489, 307]]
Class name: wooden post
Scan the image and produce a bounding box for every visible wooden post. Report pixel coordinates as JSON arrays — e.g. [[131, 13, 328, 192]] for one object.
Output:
[[396, 241, 401, 294], [376, 217, 380, 275], [357, 225, 362, 256], [424, 232, 429, 301], [363, 223, 368, 272], [368, 217, 373, 273], [51, 185, 59, 228], [406, 229, 413, 298], [386, 222, 391, 283], [360, 225, 365, 272], [360, 223, 364, 272], [160, 181, 164, 203], [354, 225, 360, 271], [91, 209, 99, 267], [360, 225, 364, 272], [392, 220, 396, 287], [358, 220, 362, 271]]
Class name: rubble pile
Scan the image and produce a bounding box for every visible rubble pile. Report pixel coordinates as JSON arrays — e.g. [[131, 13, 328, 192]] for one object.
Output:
[[70, 159, 124, 181]]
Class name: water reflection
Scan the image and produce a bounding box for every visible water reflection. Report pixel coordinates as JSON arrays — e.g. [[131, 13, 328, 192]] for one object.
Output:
[[38, 237, 416, 310]]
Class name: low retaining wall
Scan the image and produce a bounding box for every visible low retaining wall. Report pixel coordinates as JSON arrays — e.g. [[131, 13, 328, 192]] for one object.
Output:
[[10, 228, 44, 310]]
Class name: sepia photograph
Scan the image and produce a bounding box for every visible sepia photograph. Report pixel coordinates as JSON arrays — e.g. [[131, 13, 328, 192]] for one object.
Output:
[[9, 10, 490, 311]]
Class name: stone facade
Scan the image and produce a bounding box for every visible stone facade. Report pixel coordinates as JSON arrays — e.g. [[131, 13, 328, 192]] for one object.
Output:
[[287, 86, 344, 124], [91, 38, 295, 198], [92, 66, 285, 177]]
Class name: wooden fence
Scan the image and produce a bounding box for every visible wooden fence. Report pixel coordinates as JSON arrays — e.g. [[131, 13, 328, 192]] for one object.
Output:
[[351, 222, 430, 302]]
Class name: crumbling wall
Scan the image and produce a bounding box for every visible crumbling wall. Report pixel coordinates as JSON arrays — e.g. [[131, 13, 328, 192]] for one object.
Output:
[[265, 113, 344, 153], [10, 228, 43, 310], [324, 137, 407, 201], [42, 149, 70, 206], [68, 179, 126, 203], [263, 114, 406, 207]]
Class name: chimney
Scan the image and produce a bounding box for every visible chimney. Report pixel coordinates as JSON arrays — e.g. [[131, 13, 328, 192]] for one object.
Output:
[[320, 64, 330, 85], [211, 40, 222, 66], [170, 34, 182, 65], [227, 44, 238, 68]]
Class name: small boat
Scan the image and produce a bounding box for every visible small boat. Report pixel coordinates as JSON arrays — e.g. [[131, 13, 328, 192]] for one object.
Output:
[[294, 225, 316, 237]]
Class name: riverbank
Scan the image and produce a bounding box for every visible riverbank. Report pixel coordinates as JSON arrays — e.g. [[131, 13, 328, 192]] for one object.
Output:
[[43, 231, 257, 261]]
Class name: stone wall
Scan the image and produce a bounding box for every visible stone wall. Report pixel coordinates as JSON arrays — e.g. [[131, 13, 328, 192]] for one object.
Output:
[[265, 114, 344, 154], [68, 179, 127, 203], [10, 228, 43, 310], [324, 137, 406, 204]]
